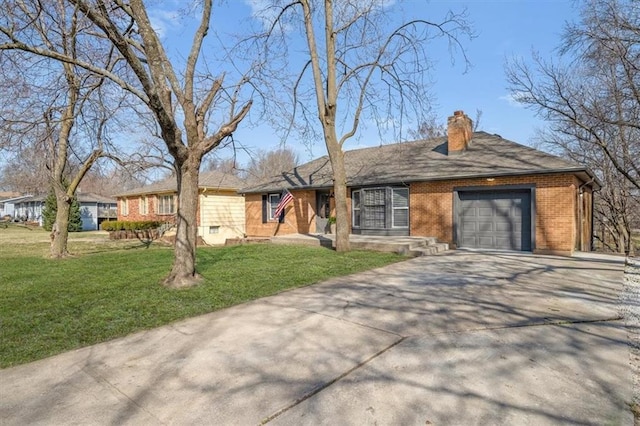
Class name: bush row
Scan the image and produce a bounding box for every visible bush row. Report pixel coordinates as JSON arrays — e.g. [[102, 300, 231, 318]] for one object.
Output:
[[101, 220, 164, 231]]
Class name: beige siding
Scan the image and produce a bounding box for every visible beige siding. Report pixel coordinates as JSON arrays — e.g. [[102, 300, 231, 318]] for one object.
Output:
[[198, 191, 245, 244]]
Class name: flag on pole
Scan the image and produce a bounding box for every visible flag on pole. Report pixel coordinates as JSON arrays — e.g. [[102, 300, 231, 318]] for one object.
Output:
[[274, 189, 294, 218]]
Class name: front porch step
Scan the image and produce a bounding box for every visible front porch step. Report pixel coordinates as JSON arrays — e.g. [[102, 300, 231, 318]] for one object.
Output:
[[269, 234, 449, 256], [350, 237, 447, 256], [405, 242, 450, 257]]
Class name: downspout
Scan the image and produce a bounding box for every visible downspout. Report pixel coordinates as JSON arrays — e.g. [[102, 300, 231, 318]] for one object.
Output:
[[579, 177, 596, 252]]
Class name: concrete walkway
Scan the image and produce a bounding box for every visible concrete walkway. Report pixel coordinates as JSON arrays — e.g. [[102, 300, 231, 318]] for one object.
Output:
[[0, 251, 633, 425]]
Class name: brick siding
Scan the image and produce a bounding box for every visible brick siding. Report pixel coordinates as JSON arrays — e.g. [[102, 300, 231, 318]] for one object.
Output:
[[410, 173, 580, 254], [117, 194, 177, 224], [245, 173, 585, 254], [245, 190, 316, 237]]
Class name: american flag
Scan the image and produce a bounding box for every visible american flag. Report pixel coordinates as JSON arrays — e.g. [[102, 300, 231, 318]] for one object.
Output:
[[274, 189, 294, 218]]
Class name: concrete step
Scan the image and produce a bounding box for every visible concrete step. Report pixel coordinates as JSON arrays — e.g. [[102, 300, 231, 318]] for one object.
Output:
[[270, 234, 448, 256], [406, 242, 450, 257]]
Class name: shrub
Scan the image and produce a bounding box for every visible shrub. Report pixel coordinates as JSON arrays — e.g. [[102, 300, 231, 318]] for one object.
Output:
[[101, 220, 164, 231]]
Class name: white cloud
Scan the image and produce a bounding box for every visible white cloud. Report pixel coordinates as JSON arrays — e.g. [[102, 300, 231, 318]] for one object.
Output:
[[148, 8, 182, 39], [499, 91, 528, 108], [244, 0, 280, 29]]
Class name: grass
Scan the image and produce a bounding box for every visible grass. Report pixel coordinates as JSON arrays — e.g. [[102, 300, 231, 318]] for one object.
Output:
[[0, 227, 406, 368]]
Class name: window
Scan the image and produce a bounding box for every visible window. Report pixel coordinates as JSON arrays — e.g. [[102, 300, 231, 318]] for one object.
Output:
[[352, 190, 361, 228], [268, 193, 281, 220], [158, 195, 176, 215], [363, 188, 386, 228], [209, 226, 220, 234], [139, 196, 148, 215], [262, 193, 285, 223], [392, 188, 409, 227], [351, 187, 409, 230], [121, 199, 128, 216]]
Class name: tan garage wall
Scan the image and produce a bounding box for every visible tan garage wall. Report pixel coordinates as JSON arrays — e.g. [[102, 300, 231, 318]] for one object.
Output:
[[198, 191, 245, 245]]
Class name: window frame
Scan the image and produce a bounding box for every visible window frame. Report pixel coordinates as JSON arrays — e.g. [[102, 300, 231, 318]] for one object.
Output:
[[268, 193, 281, 221], [139, 196, 148, 215], [121, 198, 128, 216], [157, 194, 176, 215], [352, 190, 361, 228], [391, 187, 409, 228], [351, 186, 409, 230]]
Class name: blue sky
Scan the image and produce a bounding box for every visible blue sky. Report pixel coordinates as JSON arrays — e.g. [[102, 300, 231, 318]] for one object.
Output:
[[426, 0, 575, 145], [204, 0, 579, 164], [0, 1, 580, 174]]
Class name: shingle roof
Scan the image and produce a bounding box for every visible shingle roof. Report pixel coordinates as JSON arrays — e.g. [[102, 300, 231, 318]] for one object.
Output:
[[240, 132, 597, 193], [76, 193, 116, 204], [115, 170, 245, 197], [12, 192, 116, 203]]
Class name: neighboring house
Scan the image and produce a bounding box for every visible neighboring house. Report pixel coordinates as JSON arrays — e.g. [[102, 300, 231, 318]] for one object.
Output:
[[115, 170, 245, 245], [12, 192, 117, 230], [0, 193, 30, 218], [240, 110, 599, 255]]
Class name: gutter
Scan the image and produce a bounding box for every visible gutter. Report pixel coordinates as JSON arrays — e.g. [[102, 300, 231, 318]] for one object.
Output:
[[240, 168, 600, 194]]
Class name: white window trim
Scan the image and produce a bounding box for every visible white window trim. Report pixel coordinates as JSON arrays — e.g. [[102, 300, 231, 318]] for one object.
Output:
[[139, 196, 148, 215], [268, 193, 280, 221], [352, 189, 361, 228], [391, 187, 409, 228], [158, 195, 176, 215], [121, 199, 129, 216]]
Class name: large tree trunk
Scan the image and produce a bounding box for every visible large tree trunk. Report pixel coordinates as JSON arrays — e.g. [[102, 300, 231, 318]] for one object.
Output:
[[50, 190, 71, 258], [163, 158, 202, 288], [326, 137, 350, 252]]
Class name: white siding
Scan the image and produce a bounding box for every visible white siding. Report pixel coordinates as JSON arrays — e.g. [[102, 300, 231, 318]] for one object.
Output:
[[14, 201, 43, 224], [198, 192, 245, 245]]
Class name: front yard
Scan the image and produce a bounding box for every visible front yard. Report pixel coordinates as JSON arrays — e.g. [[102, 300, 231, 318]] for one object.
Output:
[[0, 227, 406, 368]]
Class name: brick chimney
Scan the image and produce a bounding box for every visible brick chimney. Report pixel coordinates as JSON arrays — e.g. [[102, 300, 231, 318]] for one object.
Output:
[[447, 110, 473, 155]]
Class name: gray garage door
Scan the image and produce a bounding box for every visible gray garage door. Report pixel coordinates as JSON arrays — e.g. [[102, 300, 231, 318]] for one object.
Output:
[[458, 190, 532, 251]]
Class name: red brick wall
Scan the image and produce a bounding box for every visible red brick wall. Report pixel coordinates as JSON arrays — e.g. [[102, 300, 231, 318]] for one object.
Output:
[[244, 174, 585, 254], [245, 190, 316, 237], [410, 173, 580, 254], [117, 194, 177, 224]]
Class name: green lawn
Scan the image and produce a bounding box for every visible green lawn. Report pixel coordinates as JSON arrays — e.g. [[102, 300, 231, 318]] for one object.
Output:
[[0, 227, 406, 367]]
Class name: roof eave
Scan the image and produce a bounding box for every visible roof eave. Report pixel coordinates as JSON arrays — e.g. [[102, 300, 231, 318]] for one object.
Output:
[[240, 167, 598, 193]]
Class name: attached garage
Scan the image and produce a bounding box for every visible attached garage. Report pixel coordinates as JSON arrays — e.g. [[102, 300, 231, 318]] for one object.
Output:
[[455, 188, 533, 251]]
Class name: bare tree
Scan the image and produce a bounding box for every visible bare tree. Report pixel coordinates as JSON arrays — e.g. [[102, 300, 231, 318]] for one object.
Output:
[[251, 0, 471, 251], [245, 147, 299, 183], [409, 114, 446, 140], [1, 0, 254, 286], [0, 145, 51, 194], [535, 126, 637, 254], [506, 0, 640, 254], [202, 156, 243, 177], [0, 1, 124, 257]]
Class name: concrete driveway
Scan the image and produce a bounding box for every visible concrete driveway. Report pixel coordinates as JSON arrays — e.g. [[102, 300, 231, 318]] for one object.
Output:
[[0, 251, 632, 425]]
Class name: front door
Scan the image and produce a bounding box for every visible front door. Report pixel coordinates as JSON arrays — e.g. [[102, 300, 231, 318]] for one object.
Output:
[[316, 191, 331, 233]]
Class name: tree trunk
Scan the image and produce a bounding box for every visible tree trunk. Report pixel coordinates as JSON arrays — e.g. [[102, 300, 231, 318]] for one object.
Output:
[[163, 159, 202, 288], [50, 190, 71, 258], [326, 139, 350, 252]]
